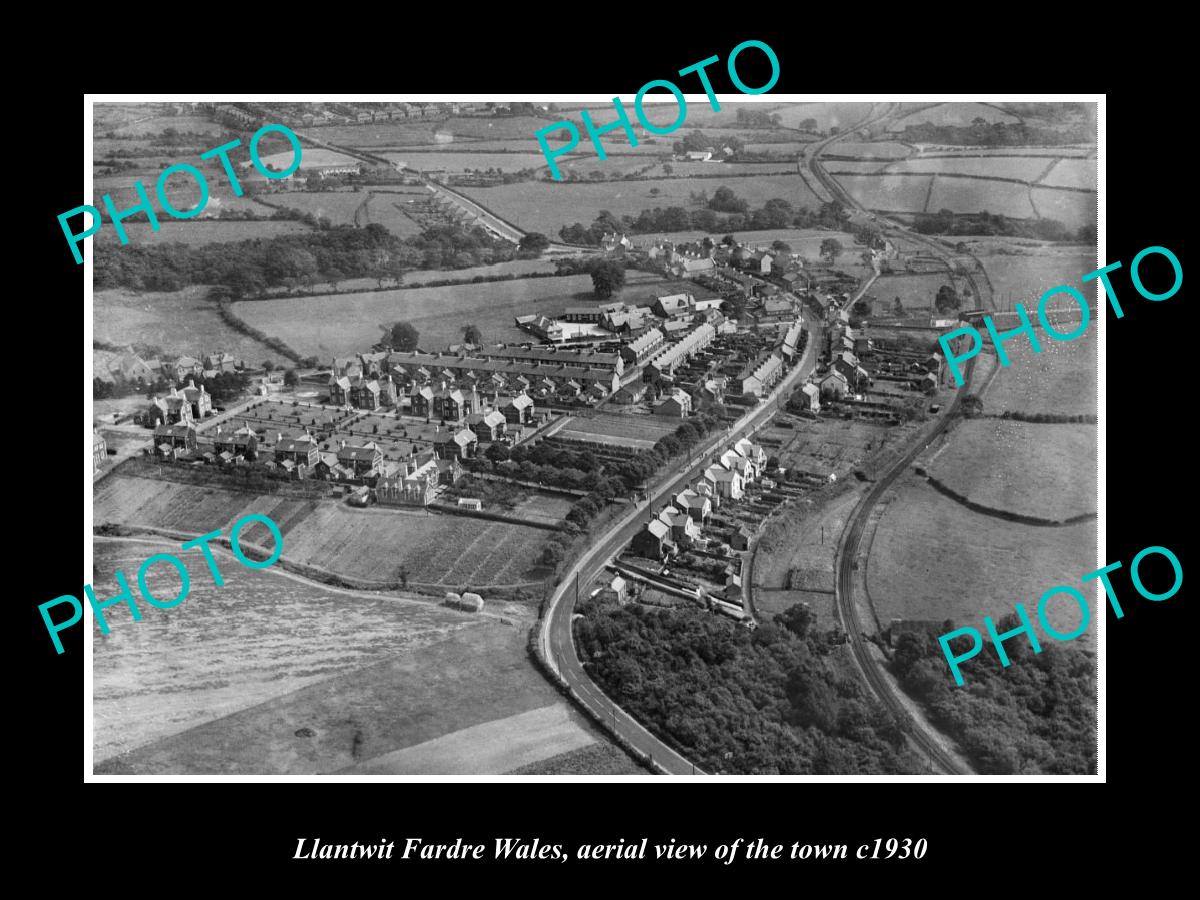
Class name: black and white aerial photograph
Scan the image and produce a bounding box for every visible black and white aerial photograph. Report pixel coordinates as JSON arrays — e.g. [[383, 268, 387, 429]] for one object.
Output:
[[88, 98, 1099, 777]]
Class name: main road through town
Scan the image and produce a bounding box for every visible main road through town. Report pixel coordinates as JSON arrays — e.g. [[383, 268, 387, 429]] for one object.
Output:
[[540, 306, 839, 775]]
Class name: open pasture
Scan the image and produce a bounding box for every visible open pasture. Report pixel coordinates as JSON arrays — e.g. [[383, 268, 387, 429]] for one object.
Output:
[[94, 218, 312, 247], [981, 329, 1096, 418], [928, 419, 1095, 521], [926, 176, 1037, 219], [1029, 187, 1095, 231], [262, 190, 367, 225], [836, 174, 933, 214], [458, 175, 823, 236], [867, 475, 1095, 642], [889, 102, 1022, 130], [884, 156, 1055, 181]]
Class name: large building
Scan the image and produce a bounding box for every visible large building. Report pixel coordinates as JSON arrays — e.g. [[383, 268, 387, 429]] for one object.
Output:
[[644, 323, 716, 380]]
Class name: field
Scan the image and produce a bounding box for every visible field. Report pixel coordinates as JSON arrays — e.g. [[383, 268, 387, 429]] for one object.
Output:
[[92, 535, 472, 766], [866, 474, 1095, 642], [827, 141, 914, 159], [928, 419, 1096, 520], [509, 741, 644, 775], [257, 148, 362, 171], [836, 174, 934, 214], [926, 176, 1037, 219], [261, 190, 368, 225], [889, 102, 1022, 130], [1029, 187, 1096, 231], [770, 101, 875, 132], [94, 541, 623, 775], [884, 156, 1057, 181], [556, 411, 679, 449], [869, 273, 954, 310], [915, 146, 1095, 158], [232, 270, 678, 356], [260, 255, 559, 299], [458, 175, 823, 236], [94, 286, 290, 366], [775, 416, 911, 479], [1039, 158, 1096, 189], [825, 161, 891, 175], [94, 218, 313, 247], [94, 474, 554, 588], [379, 151, 553, 172], [976, 249, 1098, 305], [980, 328, 1097, 417]]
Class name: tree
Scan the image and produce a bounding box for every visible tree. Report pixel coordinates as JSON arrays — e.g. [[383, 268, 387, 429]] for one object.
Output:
[[462, 323, 483, 345], [935, 284, 960, 314], [961, 394, 984, 418], [389, 321, 420, 351], [662, 163, 673, 176], [518, 232, 550, 255], [590, 260, 626, 299], [771, 240, 793, 254], [819, 238, 844, 265], [893, 296, 904, 315], [283, 368, 299, 387]]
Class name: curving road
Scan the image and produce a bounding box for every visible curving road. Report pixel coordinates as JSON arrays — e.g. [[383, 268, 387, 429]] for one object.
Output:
[[541, 317, 823, 775]]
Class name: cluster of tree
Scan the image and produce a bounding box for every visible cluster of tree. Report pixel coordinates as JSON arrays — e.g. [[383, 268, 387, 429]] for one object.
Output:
[[575, 602, 924, 774], [734, 109, 782, 128], [996, 410, 1097, 424], [913, 209, 1094, 243], [95, 221, 518, 296], [558, 197, 850, 246], [466, 442, 603, 493], [897, 119, 1095, 146], [892, 623, 1095, 774], [934, 284, 960, 314], [671, 130, 744, 157], [518, 232, 550, 255]]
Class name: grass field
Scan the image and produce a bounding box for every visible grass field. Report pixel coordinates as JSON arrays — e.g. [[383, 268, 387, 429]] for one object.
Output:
[[1029, 187, 1096, 231], [1039, 158, 1096, 188], [94, 218, 313, 246], [458, 175, 823, 236], [981, 328, 1097, 417], [916, 146, 1094, 158], [233, 270, 679, 356], [557, 412, 679, 448], [828, 141, 914, 159], [379, 151, 553, 172], [360, 191, 424, 236], [771, 102, 875, 132], [95, 474, 554, 588], [257, 148, 361, 170], [867, 474, 1095, 642], [836, 174, 934, 214], [884, 156, 1058, 181], [825, 161, 891, 175], [94, 286, 290, 367], [890, 102, 1021, 130], [977, 249, 1098, 305], [508, 741, 644, 775], [927, 176, 1037, 219], [92, 536, 472, 767], [262, 190, 367, 225], [869, 273, 954, 310], [928, 419, 1096, 520]]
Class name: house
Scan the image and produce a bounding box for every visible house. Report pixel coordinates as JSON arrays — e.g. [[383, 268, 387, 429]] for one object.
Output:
[[652, 293, 694, 320], [631, 519, 676, 560], [693, 479, 720, 510], [466, 409, 507, 442], [644, 323, 716, 380], [336, 441, 383, 478], [674, 489, 712, 523], [709, 466, 744, 500], [734, 439, 767, 477], [736, 353, 784, 398], [349, 377, 382, 410], [819, 369, 850, 398], [796, 382, 821, 412], [833, 352, 870, 391], [921, 371, 939, 393], [503, 392, 535, 425], [612, 383, 648, 405], [93, 432, 107, 473], [433, 386, 472, 422], [152, 423, 196, 457], [329, 373, 352, 406], [597, 574, 627, 604], [720, 449, 754, 484], [729, 525, 753, 551], [314, 451, 353, 481], [619, 328, 665, 365], [433, 427, 478, 461], [274, 434, 320, 470], [685, 150, 712, 161], [752, 250, 772, 275], [181, 379, 212, 420], [204, 352, 238, 373], [653, 388, 692, 418], [166, 356, 203, 381], [600, 232, 633, 253], [664, 510, 703, 546], [212, 423, 258, 460], [109, 352, 160, 384], [781, 319, 805, 360], [410, 384, 435, 418]]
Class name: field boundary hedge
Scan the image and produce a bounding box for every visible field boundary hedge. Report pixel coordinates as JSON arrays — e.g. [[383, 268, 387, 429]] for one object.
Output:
[[427, 501, 560, 531], [918, 471, 1096, 526]]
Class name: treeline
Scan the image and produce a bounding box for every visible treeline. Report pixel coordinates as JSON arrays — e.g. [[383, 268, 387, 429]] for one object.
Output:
[[913, 209, 1094, 243], [897, 120, 1095, 146], [892, 624, 1095, 774], [559, 193, 851, 245], [575, 603, 924, 774], [94, 221, 518, 295], [215, 298, 303, 362]]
